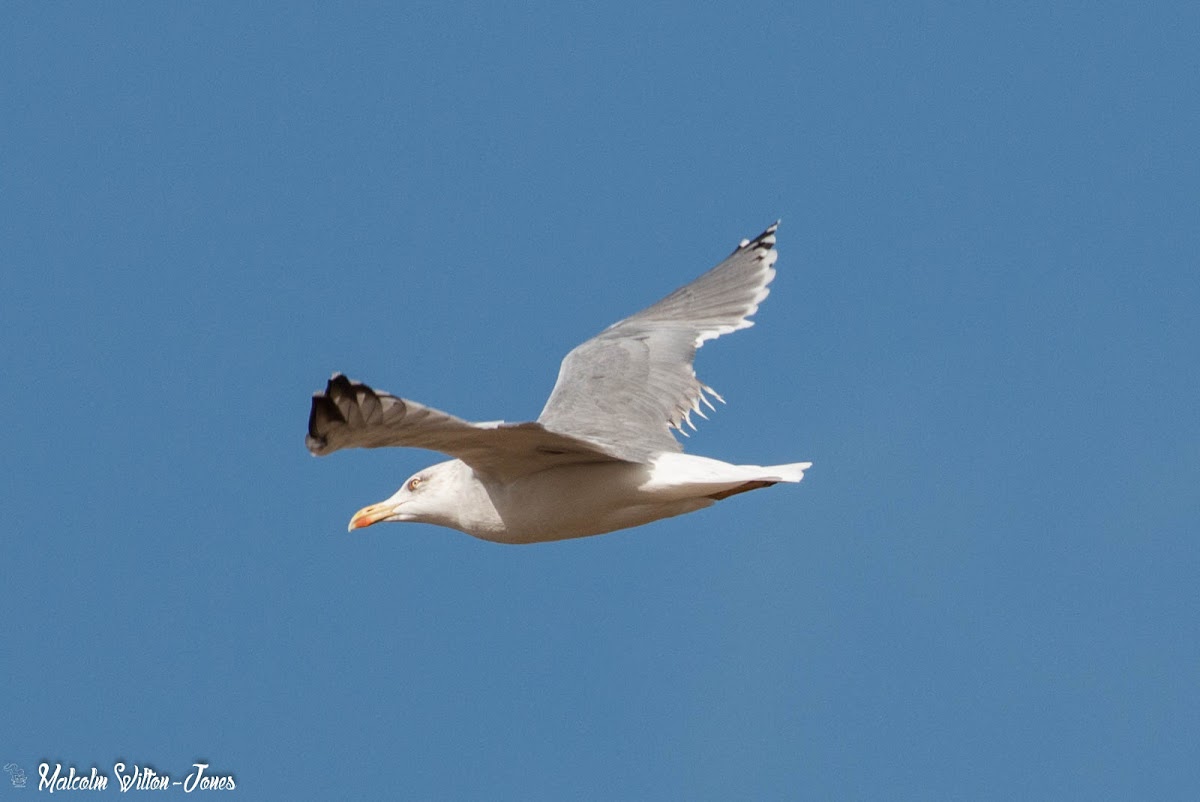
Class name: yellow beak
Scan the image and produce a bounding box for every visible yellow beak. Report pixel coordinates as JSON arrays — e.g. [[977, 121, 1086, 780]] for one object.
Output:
[[348, 502, 394, 532]]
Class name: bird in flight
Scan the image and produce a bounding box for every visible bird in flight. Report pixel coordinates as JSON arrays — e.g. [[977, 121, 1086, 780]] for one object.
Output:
[[307, 221, 811, 544]]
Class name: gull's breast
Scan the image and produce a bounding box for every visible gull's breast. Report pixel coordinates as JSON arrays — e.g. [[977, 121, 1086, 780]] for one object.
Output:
[[472, 461, 713, 544]]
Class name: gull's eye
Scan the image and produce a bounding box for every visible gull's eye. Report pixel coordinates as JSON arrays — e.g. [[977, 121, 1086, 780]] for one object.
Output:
[[407, 477, 423, 492]]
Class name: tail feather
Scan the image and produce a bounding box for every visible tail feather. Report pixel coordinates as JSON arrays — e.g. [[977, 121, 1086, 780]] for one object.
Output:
[[645, 453, 812, 501], [760, 461, 812, 483], [704, 462, 812, 501]]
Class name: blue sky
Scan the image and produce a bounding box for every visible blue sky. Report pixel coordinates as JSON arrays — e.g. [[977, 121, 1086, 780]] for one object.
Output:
[[2, 2, 1198, 798]]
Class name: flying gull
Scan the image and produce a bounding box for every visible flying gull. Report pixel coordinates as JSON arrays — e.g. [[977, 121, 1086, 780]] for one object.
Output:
[[306, 221, 811, 543]]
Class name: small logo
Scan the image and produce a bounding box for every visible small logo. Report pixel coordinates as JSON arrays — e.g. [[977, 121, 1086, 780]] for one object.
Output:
[[4, 762, 27, 788]]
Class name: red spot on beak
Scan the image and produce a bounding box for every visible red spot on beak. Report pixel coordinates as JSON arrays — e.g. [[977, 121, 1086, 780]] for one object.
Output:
[[348, 502, 392, 531]]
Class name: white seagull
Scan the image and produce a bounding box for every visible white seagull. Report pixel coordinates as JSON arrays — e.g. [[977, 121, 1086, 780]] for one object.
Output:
[[307, 221, 811, 544]]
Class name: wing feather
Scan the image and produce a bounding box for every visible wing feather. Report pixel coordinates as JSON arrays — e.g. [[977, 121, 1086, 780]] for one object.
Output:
[[307, 374, 626, 480], [537, 222, 781, 456]]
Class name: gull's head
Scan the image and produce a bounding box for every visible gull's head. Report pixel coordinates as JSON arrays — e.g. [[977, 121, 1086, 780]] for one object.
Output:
[[347, 460, 464, 532]]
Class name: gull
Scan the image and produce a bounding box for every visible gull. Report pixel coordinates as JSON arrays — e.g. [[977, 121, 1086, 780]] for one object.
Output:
[[306, 221, 811, 544]]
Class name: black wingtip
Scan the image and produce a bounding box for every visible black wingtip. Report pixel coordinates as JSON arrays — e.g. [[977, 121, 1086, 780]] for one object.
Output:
[[327, 372, 353, 393], [732, 221, 780, 255], [307, 376, 351, 455], [752, 220, 780, 246]]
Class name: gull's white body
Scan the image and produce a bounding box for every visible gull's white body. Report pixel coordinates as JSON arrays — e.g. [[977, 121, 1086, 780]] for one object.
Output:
[[307, 222, 812, 544], [361, 454, 811, 544]]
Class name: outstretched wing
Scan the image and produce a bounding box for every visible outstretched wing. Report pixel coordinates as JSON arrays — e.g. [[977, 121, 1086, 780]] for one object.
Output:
[[537, 222, 781, 458], [307, 373, 627, 481]]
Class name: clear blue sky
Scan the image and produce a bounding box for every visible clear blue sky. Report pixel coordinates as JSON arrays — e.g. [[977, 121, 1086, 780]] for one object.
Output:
[[3, 3, 1198, 799]]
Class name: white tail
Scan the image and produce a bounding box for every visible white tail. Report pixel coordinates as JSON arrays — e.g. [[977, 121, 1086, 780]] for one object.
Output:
[[760, 461, 812, 482], [644, 454, 813, 501]]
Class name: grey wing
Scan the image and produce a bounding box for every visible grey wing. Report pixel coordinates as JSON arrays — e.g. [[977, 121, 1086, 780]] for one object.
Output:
[[537, 222, 780, 460], [307, 373, 627, 480]]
